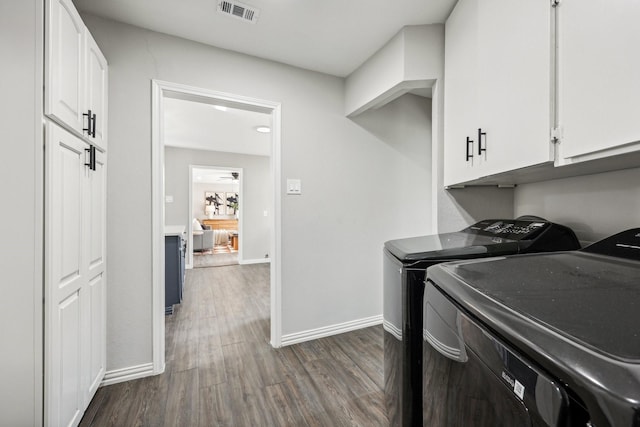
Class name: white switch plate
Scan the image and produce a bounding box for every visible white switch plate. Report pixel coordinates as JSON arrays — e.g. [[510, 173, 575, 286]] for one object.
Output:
[[165, 195, 174, 203], [287, 179, 302, 195]]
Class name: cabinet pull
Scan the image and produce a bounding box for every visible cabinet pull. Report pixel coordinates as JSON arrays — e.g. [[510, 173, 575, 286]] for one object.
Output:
[[84, 145, 96, 171], [85, 147, 92, 169], [83, 110, 93, 136], [91, 113, 97, 138], [478, 128, 487, 155], [83, 110, 97, 138], [466, 137, 474, 161]]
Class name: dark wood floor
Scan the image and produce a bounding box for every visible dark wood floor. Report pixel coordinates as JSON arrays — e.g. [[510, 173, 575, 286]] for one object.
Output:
[[80, 263, 388, 426]]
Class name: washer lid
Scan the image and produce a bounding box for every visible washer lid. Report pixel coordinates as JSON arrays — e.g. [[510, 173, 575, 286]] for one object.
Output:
[[383, 218, 550, 262], [384, 231, 519, 262], [435, 251, 640, 362]]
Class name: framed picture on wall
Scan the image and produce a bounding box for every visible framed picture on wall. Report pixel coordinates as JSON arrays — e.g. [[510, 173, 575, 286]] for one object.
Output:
[[226, 192, 238, 215], [205, 192, 225, 216], [214, 192, 225, 215]]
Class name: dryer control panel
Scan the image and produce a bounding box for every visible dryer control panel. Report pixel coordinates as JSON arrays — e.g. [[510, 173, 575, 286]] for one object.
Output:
[[583, 228, 640, 261]]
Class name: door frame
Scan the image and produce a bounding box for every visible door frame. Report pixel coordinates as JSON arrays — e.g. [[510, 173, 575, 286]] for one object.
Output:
[[151, 80, 283, 374]]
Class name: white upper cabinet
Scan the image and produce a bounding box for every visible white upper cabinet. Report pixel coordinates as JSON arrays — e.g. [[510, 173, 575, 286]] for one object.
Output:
[[46, 0, 108, 150], [556, 0, 640, 164], [45, 0, 85, 133], [84, 30, 108, 150], [444, 0, 553, 187], [443, 0, 479, 185], [475, 0, 553, 178]]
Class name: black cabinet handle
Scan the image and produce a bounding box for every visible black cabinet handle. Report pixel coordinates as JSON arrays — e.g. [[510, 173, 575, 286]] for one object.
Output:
[[83, 110, 93, 136], [84, 145, 96, 171], [466, 137, 474, 161], [82, 110, 97, 138], [85, 146, 92, 169], [91, 113, 97, 138], [478, 128, 487, 155]]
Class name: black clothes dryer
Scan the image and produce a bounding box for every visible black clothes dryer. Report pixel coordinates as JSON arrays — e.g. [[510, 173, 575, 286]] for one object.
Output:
[[383, 218, 580, 427], [423, 228, 640, 426]]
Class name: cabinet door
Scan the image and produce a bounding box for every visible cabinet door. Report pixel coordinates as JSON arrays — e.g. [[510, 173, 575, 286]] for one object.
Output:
[[444, 0, 554, 186], [557, 0, 640, 162], [45, 0, 86, 134], [476, 0, 553, 177], [85, 30, 108, 150], [443, 0, 479, 187], [45, 123, 88, 427], [85, 149, 106, 402]]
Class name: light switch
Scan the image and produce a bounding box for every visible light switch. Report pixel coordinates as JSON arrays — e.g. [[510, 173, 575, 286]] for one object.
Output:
[[165, 195, 174, 203], [287, 179, 302, 195]]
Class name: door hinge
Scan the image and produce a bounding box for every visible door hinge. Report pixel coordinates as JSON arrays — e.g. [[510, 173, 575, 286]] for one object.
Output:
[[551, 0, 560, 7], [551, 126, 563, 144]]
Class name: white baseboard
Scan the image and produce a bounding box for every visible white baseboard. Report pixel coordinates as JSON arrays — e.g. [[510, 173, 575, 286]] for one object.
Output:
[[383, 319, 402, 340], [101, 362, 156, 386], [281, 314, 383, 347], [239, 258, 271, 265]]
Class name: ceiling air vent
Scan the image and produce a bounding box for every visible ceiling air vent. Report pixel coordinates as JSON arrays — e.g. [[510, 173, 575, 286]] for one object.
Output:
[[218, 1, 260, 24]]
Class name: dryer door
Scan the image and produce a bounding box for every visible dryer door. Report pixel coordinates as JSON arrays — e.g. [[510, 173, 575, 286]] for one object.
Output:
[[423, 281, 568, 427]]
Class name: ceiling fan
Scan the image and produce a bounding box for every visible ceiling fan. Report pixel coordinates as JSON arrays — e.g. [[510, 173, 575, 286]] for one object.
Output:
[[217, 172, 239, 181]]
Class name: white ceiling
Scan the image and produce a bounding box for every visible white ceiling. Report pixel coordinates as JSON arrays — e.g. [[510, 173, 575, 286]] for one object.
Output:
[[193, 167, 241, 186], [163, 96, 272, 156], [72, 0, 458, 77], [76, 0, 451, 154]]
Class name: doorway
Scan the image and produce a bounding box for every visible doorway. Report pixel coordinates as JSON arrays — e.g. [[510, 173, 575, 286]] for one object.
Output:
[[189, 165, 242, 269], [151, 80, 283, 375]]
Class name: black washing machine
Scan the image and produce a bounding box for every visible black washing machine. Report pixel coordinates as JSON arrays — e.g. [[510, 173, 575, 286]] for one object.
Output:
[[383, 217, 581, 427], [423, 228, 640, 426]]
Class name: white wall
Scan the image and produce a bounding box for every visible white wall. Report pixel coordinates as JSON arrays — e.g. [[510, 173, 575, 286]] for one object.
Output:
[[438, 186, 515, 232], [82, 14, 437, 371], [0, 0, 43, 424], [345, 27, 405, 115], [351, 93, 434, 239], [345, 25, 443, 116], [515, 167, 640, 243], [164, 147, 270, 261]]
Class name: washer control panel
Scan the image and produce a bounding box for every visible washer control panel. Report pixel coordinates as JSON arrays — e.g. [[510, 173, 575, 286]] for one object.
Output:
[[466, 220, 548, 241]]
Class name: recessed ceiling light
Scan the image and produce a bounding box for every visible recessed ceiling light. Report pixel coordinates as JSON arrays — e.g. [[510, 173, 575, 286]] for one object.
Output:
[[213, 105, 228, 112], [255, 126, 271, 133]]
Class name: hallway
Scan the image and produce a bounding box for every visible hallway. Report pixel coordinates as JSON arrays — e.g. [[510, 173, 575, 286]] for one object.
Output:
[[80, 264, 387, 426]]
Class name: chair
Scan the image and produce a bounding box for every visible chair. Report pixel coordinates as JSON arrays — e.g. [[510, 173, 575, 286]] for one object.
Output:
[[192, 219, 214, 252]]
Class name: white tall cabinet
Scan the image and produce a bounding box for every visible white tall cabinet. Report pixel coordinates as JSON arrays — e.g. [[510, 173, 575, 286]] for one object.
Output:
[[44, 0, 108, 425]]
